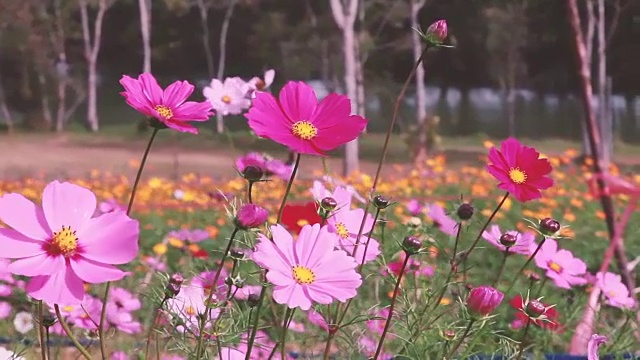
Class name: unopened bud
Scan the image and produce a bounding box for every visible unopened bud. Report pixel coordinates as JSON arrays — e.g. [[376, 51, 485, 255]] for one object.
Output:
[[425, 19, 448, 45], [43, 314, 57, 328], [242, 165, 264, 182], [443, 329, 456, 341], [402, 236, 422, 255], [525, 299, 546, 318], [539, 218, 561, 236], [247, 293, 261, 307], [321, 197, 338, 211], [499, 233, 517, 247], [373, 195, 391, 209], [169, 273, 184, 286], [456, 203, 474, 220], [230, 248, 245, 260], [165, 283, 181, 299]]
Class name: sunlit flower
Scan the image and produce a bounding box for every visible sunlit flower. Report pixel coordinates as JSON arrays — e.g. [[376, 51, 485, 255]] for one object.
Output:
[[326, 203, 381, 264], [533, 239, 587, 289], [203, 77, 251, 116], [594, 272, 635, 309], [245, 81, 367, 156], [487, 137, 553, 202], [0, 181, 139, 305], [120, 72, 213, 134], [482, 225, 536, 255], [252, 224, 362, 310]]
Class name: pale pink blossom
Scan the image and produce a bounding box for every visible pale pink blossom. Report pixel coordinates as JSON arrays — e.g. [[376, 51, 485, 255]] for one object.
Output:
[[203, 77, 251, 116], [533, 239, 587, 289], [594, 272, 635, 309], [428, 203, 458, 237], [482, 225, 536, 255]]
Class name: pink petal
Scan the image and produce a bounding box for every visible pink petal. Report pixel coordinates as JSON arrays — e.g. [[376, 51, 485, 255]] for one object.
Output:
[[0, 193, 50, 240], [0, 228, 46, 258], [162, 80, 194, 108], [487, 147, 509, 170], [77, 211, 139, 265], [173, 101, 213, 121], [138, 73, 163, 105], [163, 119, 199, 134], [310, 281, 359, 302], [311, 93, 351, 126], [26, 265, 85, 305], [119, 76, 155, 114], [266, 270, 293, 287], [296, 224, 331, 269], [42, 181, 96, 233], [9, 254, 65, 277], [272, 283, 312, 310], [271, 224, 297, 265], [245, 92, 295, 145], [278, 81, 317, 122], [70, 257, 128, 283], [304, 285, 333, 304], [500, 138, 520, 166], [313, 115, 367, 152], [251, 234, 292, 274]]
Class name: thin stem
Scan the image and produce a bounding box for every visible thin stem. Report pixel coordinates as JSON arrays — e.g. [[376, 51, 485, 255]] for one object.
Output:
[[357, 207, 382, 271], [278, 308, 294, 359], [46, 327, 51, 360], [504, 237, 547, 297], [445, 319, 476, 359], [433, 223, 463, 309], [54, 304, 92, 360], [144, 299, 166, 360], [245, 276, 267, 360], [322, 329, 335, 360], [457, 192, 510, 267], [38, 301, 47, 360], [248, 181, 254, 203], [533, 277, 548, 299], [99, 127, 159, 360], [373, 254, 411, 359], [277, 154, 301, 224], [195, 227, 240, 358], [515, 318, 532, 360], [608, 314, 631, 350], [492, 250, 510, 287]]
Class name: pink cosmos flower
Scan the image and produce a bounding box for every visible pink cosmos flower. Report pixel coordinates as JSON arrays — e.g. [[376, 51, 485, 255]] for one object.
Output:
[[307, 309, 329, 332], [467, 285, 504, 317], [236, 330, 281, 359], [245, 81, 367, 156], [166, 229, 210, 244], [486, 137, 554, 202], [311, 182, 352, 212], [244, 69, 276, 99], [482, 225, 536, 255], [236, 152, 293, 181], [587, 334, 607, 360], [326, 206, 381, 264], [232, 284, 262, 301], [192, 270, 229, 299], [251, 224, 362, 311], [120, 72, 213, 134], [165, 282, 219, 334], [533, 239, 587, 289], [203, 77, 251, 116], [107, 287, 142, 334], [366, 307, 391, 334], [406, 199, 423, 216], [218, 348, 246, 360], [0, 302, 10, 319], [383, 252, 434, 278], [594, 272, 636, 309], [0, 181, 139, 305], [427, 204, 458, 237], [358, 336, 393, 360], [49, 296, 103, 334], [111, 352, 130, 360]]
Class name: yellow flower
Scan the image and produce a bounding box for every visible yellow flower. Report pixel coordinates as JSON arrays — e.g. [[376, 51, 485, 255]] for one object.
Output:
[[153, 243, 168, 255]]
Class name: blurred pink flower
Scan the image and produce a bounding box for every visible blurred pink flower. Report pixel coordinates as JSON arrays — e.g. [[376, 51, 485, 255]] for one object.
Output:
[[98, 199, 125, 214], [327, 204, 381, 264], [192, 270, 228, 299], [244, 69, 276, 99], [384, 252, 434, 278], [49, 296, 103, 334], [533, 239, 587, 289], [0, 301, 11, 319], [428, 203, 458, 237], [594, 272, 636, 309], [144, 256, 167, 272], [0, 181, 139, 305], [107, 287, 142, 334], [358, 336, 393, 360], [366, 307, 391, 334], [307, 309, 329, 332], [165, 282, 218, 334], [120, 73, 213, 134], [482, 225, 536, 255], [111, 351, 130, 360], [165, 229, 210, 243], [232, 284, 262, 301], [245, 81, 367, 156], [236, 330, 281, 359], [406, 199, 423, 216], [218, 348, 246, 360], [203, 77, 251, 116], [587, 334, 607, 360], [236, 152, 293, 181], [252, 224, 362, 311], [310, 183, 353, 212]]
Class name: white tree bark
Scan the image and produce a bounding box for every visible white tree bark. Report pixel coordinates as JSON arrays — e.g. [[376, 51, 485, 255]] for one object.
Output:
[[138, 0, 152, 73], [410, 0, 427, 164], [330, 0, 360, 176], [54, 0, 68, 132], [37, 72, 53, 128], [0, 35, 14, 133], [79, 0, 111, 132], [196, 0, 214, 78], [597, 0, 611, 166], [581, 0, 596, 157], [215, 0, 239, 134]]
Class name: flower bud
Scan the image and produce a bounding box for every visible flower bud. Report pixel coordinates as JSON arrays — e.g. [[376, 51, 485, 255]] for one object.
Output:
[[425, 19, 448, 45], [402, 236, 422, 255], [539, 217, 561, 236], [169, 273, 184, 286], [456, 203, 474, 221], [525, 299, 546, 318], [242, 165, 264, 182], [528, 272, 541, 283], [235, 204, 268, 229], [230, 248, 245, 260], [164, 283, 181, 299], [43, 314, 57, 328], [224, 277, 233, 286], [443, 329, 456, 341], [466, 285, 504, 317], [320, 197, 338, 211], [234, 278, 245, 288], [247, 293, 261, 307], [499, 233, 517, 247], [373, 195, 391, 209]]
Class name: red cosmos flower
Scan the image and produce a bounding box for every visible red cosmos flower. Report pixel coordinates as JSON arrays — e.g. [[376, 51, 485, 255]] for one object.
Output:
[[280, 202, 322, 234], [510, 295, 562, 332], [486, 137, 554, 202]]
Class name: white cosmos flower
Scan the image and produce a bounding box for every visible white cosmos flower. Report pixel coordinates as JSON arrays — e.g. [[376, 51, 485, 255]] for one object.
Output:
[[203, 77, 251, 116], [13, 312, 34, 334]]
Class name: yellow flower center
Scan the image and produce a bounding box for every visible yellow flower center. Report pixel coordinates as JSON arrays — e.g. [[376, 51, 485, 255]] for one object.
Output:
[[292, 265, 315, 285], [154, 105, 174, 119], [292, 121, 318, 140], [62, 306, 74, 312], [221, 95, 232, 104], [296, 219, 309, 228], [548, 261, 562, 273], [508, 167, 527, 184], [335, 222, 350, 239], [51, 226, 78, 256], [185, 306, 197, 316]]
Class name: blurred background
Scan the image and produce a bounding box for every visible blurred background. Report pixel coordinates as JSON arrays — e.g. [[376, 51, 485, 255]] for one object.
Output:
[[0, 0, 638, 178]]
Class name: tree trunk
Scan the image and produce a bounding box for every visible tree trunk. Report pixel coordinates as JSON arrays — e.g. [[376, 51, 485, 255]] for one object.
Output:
[[411, 0, 427, 165], [597, 0, 610, 166], [139, 0, 152, 73], [330, 0, 360, 176], [38, 72, 53, 129], [197, 0, 214, 78], [53, 0, 68, 132], [215, 0, 239, 134], [80, 0, 110, 132], [355, 39, 365, 119], [580, 0, 596, 157], [0, 70, 14, 133]]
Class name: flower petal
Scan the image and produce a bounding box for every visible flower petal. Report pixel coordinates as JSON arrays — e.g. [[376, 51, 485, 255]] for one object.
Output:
[[26, 266, 85, 306], [0, 193, 50, 240], [173, 101, 213, 121], [42, 181, 96, 233], [162, 80, 194, 108], [139, 73, 163, 105], [70, 257, 128, 284], [0, 228, 46, 258], [77, 211, 139, 265], [278, 81, 317, 122], [272, 283, 312, 311], [9, 254, 65, 277]]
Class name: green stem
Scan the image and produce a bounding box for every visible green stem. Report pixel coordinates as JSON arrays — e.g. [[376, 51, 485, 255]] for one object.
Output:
[[515, 318, 532, 360], [459, 320, 487, 359], [492, 249, 510, 287], [373, 254, 411, 359], [99, 127, 159, 360], [533, 277, 548, 299], [277, 153, 301, 224], [38, 301, 47, 360], [144, 299, 166, 360], [54, 305, 92, 360], [433, 223, 463, 309], [504, 237, 547, 297], [195, 227, 240, 358], [279, 308, 295, 359], [244, 275, 267, 360], [608, 314, 631, 350], [445, 319, 476, 359]]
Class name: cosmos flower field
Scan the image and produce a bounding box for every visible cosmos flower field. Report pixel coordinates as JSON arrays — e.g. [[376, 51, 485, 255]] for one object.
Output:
[[0, 63, 639, 359]]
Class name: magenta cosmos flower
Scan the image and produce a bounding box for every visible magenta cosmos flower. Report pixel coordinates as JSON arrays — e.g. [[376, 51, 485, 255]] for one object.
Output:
[[427, 203, 458, 237], [467, 285, 504, 317], [487, 137, 554, 202], [533, 239, 587, 289], [245, 81, 368, 156], [120, 72, 213, 134], [252, 224, 362, 310], [0, 181, 139, 305]]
